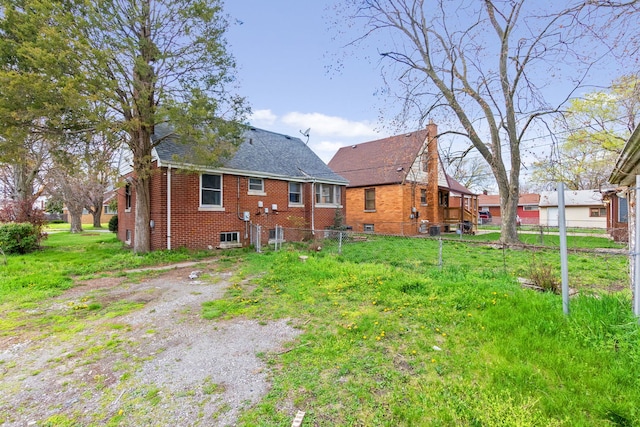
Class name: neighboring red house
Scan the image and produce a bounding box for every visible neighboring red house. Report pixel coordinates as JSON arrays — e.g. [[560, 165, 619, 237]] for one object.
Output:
[[117, 126, 348, 251], [478, 193, 540, 225], [328, 122, 477, 235]]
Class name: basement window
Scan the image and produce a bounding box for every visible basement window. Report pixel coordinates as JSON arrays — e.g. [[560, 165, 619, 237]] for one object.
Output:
[[219, 231, 241, 248]]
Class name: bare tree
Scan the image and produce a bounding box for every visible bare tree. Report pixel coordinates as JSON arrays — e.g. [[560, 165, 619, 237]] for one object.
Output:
[[82, 129, 123, 228], [49, 169, 86, 233], [336, 0, 639, 243], [0, 134, 49, 210], [440, 141, 493, 193]]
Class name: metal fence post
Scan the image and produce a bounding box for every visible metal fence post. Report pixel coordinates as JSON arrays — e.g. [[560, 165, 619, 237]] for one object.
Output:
[[558, 182, 570, 316], [338, 229, 343, 254]]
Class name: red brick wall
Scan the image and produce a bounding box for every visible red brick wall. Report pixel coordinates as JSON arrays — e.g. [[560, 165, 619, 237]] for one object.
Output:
[[117, 176, 137, 246], [118, 165, 345, 250], [345, 184, 427, 235]]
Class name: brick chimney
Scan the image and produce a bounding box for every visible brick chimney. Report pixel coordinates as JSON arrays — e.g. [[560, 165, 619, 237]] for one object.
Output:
[[425, 121, 440, 227]]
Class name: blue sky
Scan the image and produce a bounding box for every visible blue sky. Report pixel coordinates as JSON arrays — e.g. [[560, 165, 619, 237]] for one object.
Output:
[[225, 1, 390, 163], [223, 0, 628, 178]]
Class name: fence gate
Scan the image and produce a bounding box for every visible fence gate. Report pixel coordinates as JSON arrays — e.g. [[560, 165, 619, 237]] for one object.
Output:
[[250, 223, 262, 252]]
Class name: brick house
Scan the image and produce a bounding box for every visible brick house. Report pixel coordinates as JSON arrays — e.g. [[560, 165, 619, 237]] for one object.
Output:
[[478, 193, 540, 225], [327, 122, 477, 235], [117, 126, 348, 251]]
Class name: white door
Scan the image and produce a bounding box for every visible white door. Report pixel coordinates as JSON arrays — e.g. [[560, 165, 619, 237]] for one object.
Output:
[[547, 207, 558, 227]]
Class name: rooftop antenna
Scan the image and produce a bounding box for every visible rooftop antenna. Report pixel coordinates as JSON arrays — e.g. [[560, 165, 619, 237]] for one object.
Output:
[[300, 128, 310, 144]]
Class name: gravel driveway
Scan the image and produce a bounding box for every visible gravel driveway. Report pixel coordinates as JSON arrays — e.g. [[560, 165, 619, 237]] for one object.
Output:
[[0, 262, 301, 426]]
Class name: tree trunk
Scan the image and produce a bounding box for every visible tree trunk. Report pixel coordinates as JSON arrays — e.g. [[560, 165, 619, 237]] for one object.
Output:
[[497, 178, 520, 244], [68, 206, 83, 233], [92, 204, 103, 228], [133, 174, 151, 253], [12, 162, 34, 203]]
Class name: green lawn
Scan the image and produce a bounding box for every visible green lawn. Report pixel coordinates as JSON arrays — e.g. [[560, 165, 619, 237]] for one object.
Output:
[[222, 239, 639, 426], [1, 232, 638, 426], [0, 232, 219, 306]]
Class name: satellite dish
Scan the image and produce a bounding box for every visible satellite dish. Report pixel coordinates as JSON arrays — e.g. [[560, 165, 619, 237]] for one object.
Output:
[[299, 128, 311, 144]]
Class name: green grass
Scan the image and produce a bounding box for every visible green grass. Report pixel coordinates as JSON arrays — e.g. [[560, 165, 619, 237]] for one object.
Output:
[[207, 239, 639, 426], [0, 232, 219, 305], [1, 232, 638, 426], [447, 230, 624, 249]]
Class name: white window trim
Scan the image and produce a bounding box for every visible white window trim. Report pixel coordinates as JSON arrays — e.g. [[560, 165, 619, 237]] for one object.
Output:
[[248, 177, 266, 196], [124, 184, 132, 213], [315, 184, 342, 208], [288, 182, 304, 207], [618, 197, 628, 223], [200, 173, 223, 209]]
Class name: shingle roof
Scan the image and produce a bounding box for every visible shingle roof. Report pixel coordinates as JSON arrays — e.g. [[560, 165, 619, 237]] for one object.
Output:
[[446, 175, 476, 196], [328, 129, 475, 195], [153, 125, 347, 184], [327, 130, 430, 187]]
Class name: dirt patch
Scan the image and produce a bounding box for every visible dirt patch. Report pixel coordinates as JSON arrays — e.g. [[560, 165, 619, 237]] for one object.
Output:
[[0, 264, 301, 426]]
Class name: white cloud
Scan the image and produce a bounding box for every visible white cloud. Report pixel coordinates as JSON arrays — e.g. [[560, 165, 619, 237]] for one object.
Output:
[[246, 109, 386, 163], [281, 112, 379, 139], [249, 109, 278, 126], [309, 139, 348, 163]]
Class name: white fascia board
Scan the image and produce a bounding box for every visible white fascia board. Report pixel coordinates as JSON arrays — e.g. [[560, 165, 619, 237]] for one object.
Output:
[[157, 158, 346, 186]]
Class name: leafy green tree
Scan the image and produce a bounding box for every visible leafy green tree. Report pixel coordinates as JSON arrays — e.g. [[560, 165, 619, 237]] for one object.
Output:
[[76, 0, 248, 252], [1, 0, 247, 252], [531, 75, 639, 190], [0, 0, 91, 219]]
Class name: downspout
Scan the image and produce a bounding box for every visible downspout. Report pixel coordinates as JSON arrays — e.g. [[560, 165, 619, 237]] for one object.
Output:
[[237, 177, 248, 239], [297, 167, 316, 234], [311, 181, 316, 234], [167, 165, 172, 250]]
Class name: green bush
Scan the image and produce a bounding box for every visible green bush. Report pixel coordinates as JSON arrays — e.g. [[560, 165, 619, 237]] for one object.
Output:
[[0, 222, 40, 254], [108, 215, 118, 233]]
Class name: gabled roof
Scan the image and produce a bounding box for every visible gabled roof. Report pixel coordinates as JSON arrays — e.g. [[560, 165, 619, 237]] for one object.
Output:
[[327, 129, 475, 195], [446, 175, 476, 196], [328, 130, 430, 187], [152, 125, 347, 184]]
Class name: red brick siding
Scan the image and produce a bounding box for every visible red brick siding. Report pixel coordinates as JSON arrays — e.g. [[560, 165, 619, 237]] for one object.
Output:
[[345, 184, 427, 235], [118, 164, 345, 250], [117, 177, 137, 247]]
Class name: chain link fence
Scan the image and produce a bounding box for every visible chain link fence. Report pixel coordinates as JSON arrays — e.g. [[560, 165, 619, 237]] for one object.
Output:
[[248, 224, 630, 292]]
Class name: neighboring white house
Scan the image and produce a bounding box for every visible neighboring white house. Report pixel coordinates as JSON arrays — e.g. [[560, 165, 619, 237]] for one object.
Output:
[[538, 190, 606, 229]]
